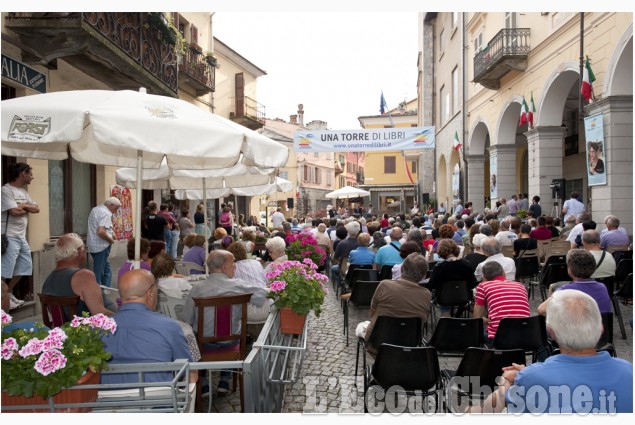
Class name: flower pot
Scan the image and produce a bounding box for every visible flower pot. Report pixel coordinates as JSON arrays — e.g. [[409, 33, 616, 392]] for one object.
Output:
[[279, 307, 306, 335], [1, 370, 100, 413]]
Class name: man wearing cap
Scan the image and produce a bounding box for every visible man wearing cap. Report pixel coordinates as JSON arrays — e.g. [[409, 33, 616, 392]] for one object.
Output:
[[87, 197, 121, 287]]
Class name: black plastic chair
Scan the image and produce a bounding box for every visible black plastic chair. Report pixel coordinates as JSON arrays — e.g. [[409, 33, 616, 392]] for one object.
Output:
[[611, 249, 633, 265], [341, 267, 378, 301], [344, 264, 374, 286], [491, 315, 550, 363], [515, 255, 540, 298], [378, 264, 394, 281], [355, 316, 423, 388], [423, 317, 484, 357], [595, 276, 627, 339], [442, 347, 526, 411], [343, 280, 381, 346], [532, 259, 570, 301], [432, 280, 472, 327], [364, 344, 443, 413]]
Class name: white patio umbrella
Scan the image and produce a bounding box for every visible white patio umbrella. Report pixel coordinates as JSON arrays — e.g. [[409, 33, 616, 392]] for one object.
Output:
[[325, 186, 371, 199], [2, 88, 289, 263], [174, 176, 293, 199]]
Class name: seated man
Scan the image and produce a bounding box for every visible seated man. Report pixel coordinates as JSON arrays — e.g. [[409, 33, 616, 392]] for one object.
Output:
[[600, 215, 630, 250], [41, 233, 114, 318], [474, 237, 516, 282], [101, 269, 195, 384], [356, 252, 431, 355], [538, 249, 612, 315], [373, 227, 404, 270], [472, 262, 530, 342], [348, 232, 376, 266], [473, 290, 633, 413], [330, 221, 361, 291], [183, 250, 267, 393], [582, 229, 616, 279]]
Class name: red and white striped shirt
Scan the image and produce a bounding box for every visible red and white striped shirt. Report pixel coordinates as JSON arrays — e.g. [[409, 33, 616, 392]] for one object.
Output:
[[475, 276, 531, 339]]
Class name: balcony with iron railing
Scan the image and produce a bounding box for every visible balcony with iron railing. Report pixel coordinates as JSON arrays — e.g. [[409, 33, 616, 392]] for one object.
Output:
[[177, 43, 216, 96], [230, 95, 266, 130], [473, 28, 531, 90]]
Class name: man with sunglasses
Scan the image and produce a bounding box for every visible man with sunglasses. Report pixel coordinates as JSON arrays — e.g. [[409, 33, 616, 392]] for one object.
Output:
[[1, 162, 40, 308]]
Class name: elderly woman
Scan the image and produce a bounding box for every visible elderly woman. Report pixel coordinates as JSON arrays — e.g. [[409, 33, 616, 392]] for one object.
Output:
[[463, 233, 489, 271], [226, 242, 271, 324], [211, 227, 227, 251], [239, 227, 257, 255], [182, 234, 206, 273], [150, 253, 192, 299], [371, 230, 387, 253], [117, 237, 151, 287], [264, 236, 288, 274]]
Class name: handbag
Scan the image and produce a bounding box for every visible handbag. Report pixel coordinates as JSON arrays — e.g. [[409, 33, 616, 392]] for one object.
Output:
[[1, 213, 9, 255]]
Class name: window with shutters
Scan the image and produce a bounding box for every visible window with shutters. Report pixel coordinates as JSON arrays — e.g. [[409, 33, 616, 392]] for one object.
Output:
[[384, 156, 396, 174]]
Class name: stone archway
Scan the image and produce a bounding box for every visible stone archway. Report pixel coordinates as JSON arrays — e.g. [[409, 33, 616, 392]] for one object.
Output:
[[491, 99, 522, 202], [438, 154, 448, 211], [467, 120, 491, 210]]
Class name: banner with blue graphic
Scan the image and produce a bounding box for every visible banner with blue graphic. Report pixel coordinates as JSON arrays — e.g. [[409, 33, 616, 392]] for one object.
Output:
[[293, 127, 435, 152], [584, 114, 607, 187]]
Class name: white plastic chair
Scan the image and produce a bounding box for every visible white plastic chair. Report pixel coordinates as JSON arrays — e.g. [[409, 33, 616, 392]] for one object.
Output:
[[175, 261, 206, 276], [157, 291, 188, 321]]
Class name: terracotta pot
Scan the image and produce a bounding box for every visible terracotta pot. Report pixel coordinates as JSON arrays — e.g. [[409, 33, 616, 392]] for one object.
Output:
[[279, 307, 306, 335], [1, 370, 100, 413]]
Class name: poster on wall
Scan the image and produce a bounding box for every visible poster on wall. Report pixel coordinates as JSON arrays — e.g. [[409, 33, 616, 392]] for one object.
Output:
[[452, 164, 460, 201], [110, 184, 133, 240], [490, 154, 498, 199], [584, 114, 607, 186]]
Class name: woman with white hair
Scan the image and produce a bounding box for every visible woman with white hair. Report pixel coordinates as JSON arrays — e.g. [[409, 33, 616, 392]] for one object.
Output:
[[264, 236, 287, 274], [463, 233, 488, 271]]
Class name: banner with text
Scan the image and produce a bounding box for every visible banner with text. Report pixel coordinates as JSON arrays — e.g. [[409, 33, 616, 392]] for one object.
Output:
[[294, 127, 435, 152], [584, 114, 607, 187]]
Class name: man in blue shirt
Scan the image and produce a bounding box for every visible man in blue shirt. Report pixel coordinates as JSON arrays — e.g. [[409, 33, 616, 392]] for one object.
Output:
[[348, 233, 375, 266], [374, 227, 404, 270], [101, 269, 193, 384], [471, 289, 632, 413]]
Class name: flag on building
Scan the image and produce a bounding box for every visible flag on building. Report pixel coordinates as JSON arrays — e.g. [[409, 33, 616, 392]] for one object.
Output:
[[453, 131, 462, 151], [519, 95, 528, 126], [581, 56, 596, 101], [528, 92, 536, 127], [380, 92, 388, 115]]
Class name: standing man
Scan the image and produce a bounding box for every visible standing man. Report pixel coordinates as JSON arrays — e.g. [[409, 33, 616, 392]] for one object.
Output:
[[562, 191, 585, 222], [87, 197, 121, 287], [528, 195, 542, 218], [1, 163, 40, 308], [157, 203, 176, 258], [144, 201, 168, 241], [271, 207, 285, 230], [507, 195, 519, 216]]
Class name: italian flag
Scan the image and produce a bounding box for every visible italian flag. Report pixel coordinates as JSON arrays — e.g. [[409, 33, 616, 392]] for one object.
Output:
[[581, 56, 596, 101], [519, 95, 528, 126], [453, 131, 462, 151], [528, 92, 536, 127]]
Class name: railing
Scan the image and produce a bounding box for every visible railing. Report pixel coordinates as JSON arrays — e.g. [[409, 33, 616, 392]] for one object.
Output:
[[179, 44, 216, 91], [231, 95, 266, 123], [474, 28, 530, 80]]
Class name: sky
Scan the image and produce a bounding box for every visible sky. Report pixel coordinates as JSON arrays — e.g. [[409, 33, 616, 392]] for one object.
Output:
[[212, 12, 419, 130]]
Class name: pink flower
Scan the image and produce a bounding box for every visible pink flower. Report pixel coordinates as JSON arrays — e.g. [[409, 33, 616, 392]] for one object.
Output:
[[34, 349, 67, 376], [270, 281, 287, 292], [48, 327, 68, 341], [1, 309, 12, 325], [18, 338, 45, 358], [1, 337, 18, 360]]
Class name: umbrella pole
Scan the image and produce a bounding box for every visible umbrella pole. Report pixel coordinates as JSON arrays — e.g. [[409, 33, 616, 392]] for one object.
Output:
[[134, 150, 143, 269], [203, 179, 209, 274]]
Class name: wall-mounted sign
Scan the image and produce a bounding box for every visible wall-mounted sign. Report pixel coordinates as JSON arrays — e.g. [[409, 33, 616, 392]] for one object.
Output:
[[1, 54, 47, 93]]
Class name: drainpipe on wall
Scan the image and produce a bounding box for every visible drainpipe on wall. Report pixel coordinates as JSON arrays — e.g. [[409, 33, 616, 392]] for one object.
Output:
[[462, 11, 469, 204], [209, 12, 215, 113]]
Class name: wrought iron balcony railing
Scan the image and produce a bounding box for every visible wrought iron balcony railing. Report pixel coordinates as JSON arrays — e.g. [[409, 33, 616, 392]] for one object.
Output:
[[473, 28, 530, 89]]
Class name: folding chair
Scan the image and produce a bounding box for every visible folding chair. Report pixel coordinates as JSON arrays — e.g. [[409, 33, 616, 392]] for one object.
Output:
[[530, 255, 569, 300], [501, 245, 514, 258], [37, 293, 79, 328], [193, 293, 251, 412], [491, 315, 550, 363], [545, 239, 570, 262], [606, 244, 630, 254], [341, 264, 375, 296], [549, 312, 617, 358], [611, 249, 632, 265], [356, 316, 422, 389], [343, 280, 381, 346], [442, 347, 526, 412], [378, 264, 394, 281], [431, 280, 472, 327], [595, 275, 627, 339], [364, 344, 443, 413], [423, 317, 484, 357], [515, 255, 540, 298], [537, 239, 551, 263]]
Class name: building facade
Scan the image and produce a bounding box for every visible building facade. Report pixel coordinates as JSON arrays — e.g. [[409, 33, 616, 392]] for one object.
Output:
[[420, 12, 632, 233]]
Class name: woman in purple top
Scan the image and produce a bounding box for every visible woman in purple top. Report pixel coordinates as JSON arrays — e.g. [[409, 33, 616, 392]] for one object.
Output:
[[538, 249, 612, 315], [117, 238, 152, 286], [182, 234, 206, 274]]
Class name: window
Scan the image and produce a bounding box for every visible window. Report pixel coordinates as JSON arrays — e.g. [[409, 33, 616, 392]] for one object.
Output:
[[48, 158, 95, 237], [315, 167, 321, 184], [474, 32, 483, 52], [452, 66, 459, 115], [190, 24, 199, 44], [303, 164, 309, 182], [411, 161, 417, 174], [505, 12, 517, 29], [452, 12, 459, 28], [440, 85, 449, 124], [439, 28, 445, 55], [326, 170, 332, 186], [279, 171, 288, 180], [339, 176, 345, 187], [384, 156, 396, 174]]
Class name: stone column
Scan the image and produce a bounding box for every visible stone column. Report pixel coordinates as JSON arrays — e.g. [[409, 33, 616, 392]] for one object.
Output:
[[586, 95, 633, 234], [488, 144, 517, 203], [466, 154, 485, 211], [525, 126, 566, 216]]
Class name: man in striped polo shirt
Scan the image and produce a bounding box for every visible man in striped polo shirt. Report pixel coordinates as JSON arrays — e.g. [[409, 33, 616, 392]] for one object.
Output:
[[473, 261, 531, 342]]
